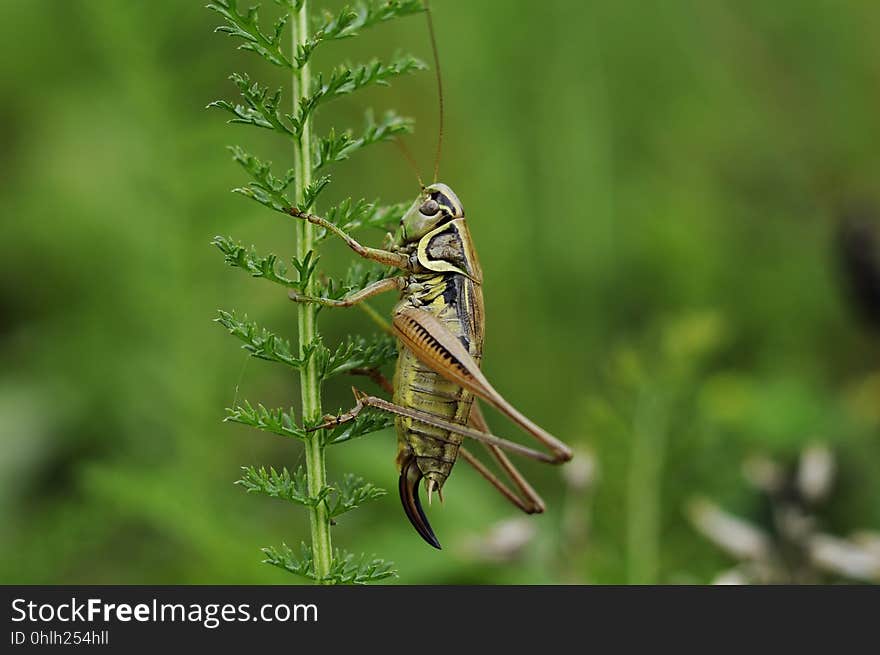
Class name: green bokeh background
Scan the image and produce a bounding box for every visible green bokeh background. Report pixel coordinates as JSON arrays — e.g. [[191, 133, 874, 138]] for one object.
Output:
[[1, 0, 878, 584]]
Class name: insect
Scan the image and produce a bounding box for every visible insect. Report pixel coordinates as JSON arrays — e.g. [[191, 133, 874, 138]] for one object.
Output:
[[287, 4, 573, 549]]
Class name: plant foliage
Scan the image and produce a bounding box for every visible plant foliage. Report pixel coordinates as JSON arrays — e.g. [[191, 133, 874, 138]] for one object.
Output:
[[210, 0, 427, 583]]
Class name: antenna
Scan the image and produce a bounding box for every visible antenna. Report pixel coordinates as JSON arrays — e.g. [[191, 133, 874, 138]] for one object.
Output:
[[424, 0, 444, 183], [394, 137, 425, 190]]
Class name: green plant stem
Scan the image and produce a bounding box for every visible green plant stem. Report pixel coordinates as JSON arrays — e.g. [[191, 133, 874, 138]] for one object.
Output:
[[291, 0, 333, 583]]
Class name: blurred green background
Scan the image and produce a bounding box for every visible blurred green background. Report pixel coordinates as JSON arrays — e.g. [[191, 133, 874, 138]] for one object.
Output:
[[1, 0, 879, 584]]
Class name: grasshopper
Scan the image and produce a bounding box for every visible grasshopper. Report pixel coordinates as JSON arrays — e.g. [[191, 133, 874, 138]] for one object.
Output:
[[287, 5, 572, 549]]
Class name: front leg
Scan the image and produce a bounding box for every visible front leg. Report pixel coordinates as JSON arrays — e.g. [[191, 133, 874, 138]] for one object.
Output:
[[289, 208, 411, 270], [288, 276, 406, 308]]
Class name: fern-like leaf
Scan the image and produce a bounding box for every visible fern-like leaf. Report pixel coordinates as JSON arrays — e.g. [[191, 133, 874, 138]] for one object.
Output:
[[208, 0, 293, 68], [315, 333, 398, 380], [229, 146, 294, 213], [317, 260, 391, 302], [327, 549, 397, 584], [209, 73, 294, 137], [295, 1, 425, 68], [290, 55, 425, 135], [211, 236, 298, 288], [320, 199, 410, 239], [237, 465, 330, 507], [294, 5, 359, 68], [215, 310, 312, 369], [262, 542, 317, 580], [212, 0, 428, 584], [327, 474, 387, 518], [298, 175, 332, 212], [313, 110, 413, 171], [225, 401, 307, 440], [326, 411, 395, 445], [263, 543, 396, 584]]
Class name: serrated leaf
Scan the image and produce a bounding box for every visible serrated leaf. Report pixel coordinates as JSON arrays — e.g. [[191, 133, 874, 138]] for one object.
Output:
[[328, 55, 427, 97], [299, 175, 331, 211], [263, 543, 397, 584], [327, 473, 387, 518], [229, 146, 294, 213], [294, 6, 359, 68], [290, 55, 426, 134], [215, 310, 313, 369], [290, 249, 320, 291], [315, 332, 398, 380], [263, 542, 317, 580], [327, 549, 397, 584], [237, 465, 331, 507], [209, 73, 294, 137], [208, 0, 293, 68], [353, 0, 425, 31], [317, 198, 409, 240], [326, 410, 395, 445], [225, 401, 307, 440], [294, 1, 425, 69], [313, 128, 356, 172], [317, 259, 392, 301], [211, 236, 298, 288], [313, 110, 413, 171]]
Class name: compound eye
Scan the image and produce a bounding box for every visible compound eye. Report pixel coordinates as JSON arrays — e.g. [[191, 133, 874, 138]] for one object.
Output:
[[419, 198, 440, 216]]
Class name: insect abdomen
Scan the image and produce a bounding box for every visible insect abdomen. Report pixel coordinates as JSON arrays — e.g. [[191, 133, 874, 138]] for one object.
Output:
[[393, 270, 484, 489], [393, 350, 473, 484]]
